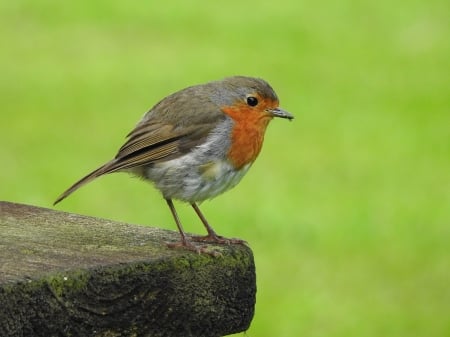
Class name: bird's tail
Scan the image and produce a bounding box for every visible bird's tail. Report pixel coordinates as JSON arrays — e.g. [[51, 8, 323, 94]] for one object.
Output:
[[53, 160, 118, 205]]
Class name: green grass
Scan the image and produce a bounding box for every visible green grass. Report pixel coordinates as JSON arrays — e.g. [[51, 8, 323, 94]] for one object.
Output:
[[1, 0, 449, 336]]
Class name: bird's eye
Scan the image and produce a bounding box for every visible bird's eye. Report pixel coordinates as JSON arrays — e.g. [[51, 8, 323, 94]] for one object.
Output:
[[246, 96, 258, 107]]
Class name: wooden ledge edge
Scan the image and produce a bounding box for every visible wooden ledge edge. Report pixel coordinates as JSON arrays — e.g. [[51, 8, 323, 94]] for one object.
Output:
[[0, 201, 256, 337]]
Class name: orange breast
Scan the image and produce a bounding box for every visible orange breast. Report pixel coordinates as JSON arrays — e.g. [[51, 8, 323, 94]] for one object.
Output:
[[222, 103, 273, 169]]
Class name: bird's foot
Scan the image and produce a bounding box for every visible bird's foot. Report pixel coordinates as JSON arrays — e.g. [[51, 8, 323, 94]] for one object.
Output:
[[191, 233, 247, 245]]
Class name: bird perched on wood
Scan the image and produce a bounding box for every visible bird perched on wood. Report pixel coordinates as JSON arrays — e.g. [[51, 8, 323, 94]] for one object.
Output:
[[54, 76, 293, 253]]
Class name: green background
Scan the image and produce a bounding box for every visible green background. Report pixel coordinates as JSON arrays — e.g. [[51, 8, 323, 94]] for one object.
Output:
[[1, 0, 448, 336]]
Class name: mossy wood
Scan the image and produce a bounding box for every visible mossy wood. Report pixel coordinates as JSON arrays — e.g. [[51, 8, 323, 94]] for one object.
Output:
[[0, 201, 256, 337]]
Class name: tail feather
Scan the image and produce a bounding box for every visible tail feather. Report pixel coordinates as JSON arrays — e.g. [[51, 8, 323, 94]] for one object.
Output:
[[53, 160, 117, 205]]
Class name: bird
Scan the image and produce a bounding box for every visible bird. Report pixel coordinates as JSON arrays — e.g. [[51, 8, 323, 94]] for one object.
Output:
[[54, 76, 293, 253]]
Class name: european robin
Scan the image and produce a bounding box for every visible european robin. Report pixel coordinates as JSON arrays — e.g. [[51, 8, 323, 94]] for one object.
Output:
[[54, 76, 293, 253]]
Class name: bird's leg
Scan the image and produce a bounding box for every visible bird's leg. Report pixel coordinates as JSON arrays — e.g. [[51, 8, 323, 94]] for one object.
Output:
[[190, 203, 247, 245], [165, 199, 208, 253]]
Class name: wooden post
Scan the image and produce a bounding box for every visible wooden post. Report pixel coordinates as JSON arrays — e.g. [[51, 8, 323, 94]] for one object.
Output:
[[0, 201, 256, 337]]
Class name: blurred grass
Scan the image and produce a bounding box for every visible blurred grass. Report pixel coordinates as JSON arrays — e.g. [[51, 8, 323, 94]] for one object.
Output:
[[1, 0, 449, 336]]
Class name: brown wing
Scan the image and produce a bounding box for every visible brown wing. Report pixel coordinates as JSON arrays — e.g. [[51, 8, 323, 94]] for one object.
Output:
[[111, 122, 219, 170], [108, 88, 227, 171], [54, 119, 221, 205]]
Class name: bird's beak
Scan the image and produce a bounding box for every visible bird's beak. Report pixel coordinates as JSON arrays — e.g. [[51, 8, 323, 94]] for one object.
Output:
[[268, 107, 294, 120]]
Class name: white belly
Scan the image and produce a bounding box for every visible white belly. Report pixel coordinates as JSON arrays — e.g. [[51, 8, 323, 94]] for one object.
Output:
[[144, 158, 251, 202]]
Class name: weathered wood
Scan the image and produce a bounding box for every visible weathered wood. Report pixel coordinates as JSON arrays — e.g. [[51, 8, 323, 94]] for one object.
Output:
[[0, 201, 256, 337]]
